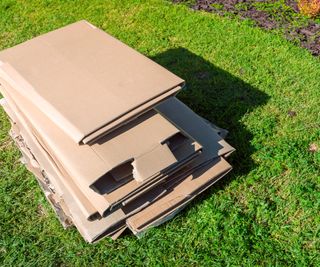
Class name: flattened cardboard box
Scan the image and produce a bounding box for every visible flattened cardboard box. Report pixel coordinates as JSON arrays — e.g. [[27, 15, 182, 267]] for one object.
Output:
[[7, 118, 232, 242], [0, 20, 235, 242], [0, 74, 235, 242], [0, 20, 185, 144]]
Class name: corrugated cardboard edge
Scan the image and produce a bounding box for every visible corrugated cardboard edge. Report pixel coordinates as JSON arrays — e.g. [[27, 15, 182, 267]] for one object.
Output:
[[3, 118, 73, 228]]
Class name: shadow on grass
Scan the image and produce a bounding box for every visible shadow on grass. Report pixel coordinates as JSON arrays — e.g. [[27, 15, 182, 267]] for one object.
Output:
[[149, 47, 270, 215]]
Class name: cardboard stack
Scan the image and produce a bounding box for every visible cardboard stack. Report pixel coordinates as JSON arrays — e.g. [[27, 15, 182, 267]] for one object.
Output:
[[0, 21, 234, 242]]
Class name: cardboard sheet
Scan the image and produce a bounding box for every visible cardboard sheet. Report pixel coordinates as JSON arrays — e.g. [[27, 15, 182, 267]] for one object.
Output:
[[0, 20, 185, 144], [0, 86, 110, 218]]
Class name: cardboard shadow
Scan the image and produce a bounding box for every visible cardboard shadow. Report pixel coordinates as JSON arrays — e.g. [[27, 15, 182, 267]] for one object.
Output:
[[150, 47, 269, 206]]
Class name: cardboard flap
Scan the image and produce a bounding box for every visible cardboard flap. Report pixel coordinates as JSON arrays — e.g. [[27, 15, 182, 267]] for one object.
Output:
[[132, 143, 177, 182]]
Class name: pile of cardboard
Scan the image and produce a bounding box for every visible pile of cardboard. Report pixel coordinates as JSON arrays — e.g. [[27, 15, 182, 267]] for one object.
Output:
[[0, 21, 234, 242]]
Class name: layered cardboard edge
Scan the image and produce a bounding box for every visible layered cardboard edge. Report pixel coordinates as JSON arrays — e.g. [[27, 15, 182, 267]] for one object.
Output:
[[0, 97, 235, 242]]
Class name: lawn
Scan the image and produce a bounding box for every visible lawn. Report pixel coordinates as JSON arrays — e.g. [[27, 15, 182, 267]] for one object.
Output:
[[0, 0, 319, 266], [175, 0, 320, 56]]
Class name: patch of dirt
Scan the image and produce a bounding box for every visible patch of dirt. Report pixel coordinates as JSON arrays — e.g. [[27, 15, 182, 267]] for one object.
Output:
[[286, 0, 299, 12], [37, 204, 48, 217], [287, 110, 297, 117], [295, 22, 320, 55], [174, 0, 320, 56], [308, 143, 318, 152]]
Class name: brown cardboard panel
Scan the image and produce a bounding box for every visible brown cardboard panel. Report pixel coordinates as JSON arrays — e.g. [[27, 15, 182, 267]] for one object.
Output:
[[103, 144, 203, 211], [135, 138, 203, 185], [0, 80, 112, 206], [134, 204, 188, 237], [4, 98, 213, 242], [10, 124, 166, 242], [110, 162, 133, 182], [122, 143, 220, 209], [3, 99, 233, 241], [167, 135, 202, 162], [119, 138, 204, 206], [91, 173, 132, 195], [202, 118, 229, 139], [126, 157, 232, 232], [2, 79, 209, 217], [109, 225, 127, 240], [130, 168, 224, 236], [121, 158, 230, 236], [120, 150, 202, 207], [0, 80, 235, 228], [156, 97, 235, 158], [0, 20, 235, 241], [90, 183, 169, 241], [0, 20, 184, 144], [129, 158, 231, 232], [92, 126, 203, 194], [59, 187, 126, 243], [3, 81, 233, 219], [60, 165, 172, 242], [117, 101, 236, 210]]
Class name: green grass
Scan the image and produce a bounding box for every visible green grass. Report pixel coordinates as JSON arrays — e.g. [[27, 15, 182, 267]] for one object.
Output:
[[177, 0, 320, 54], [0, 0, 319, 266]]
